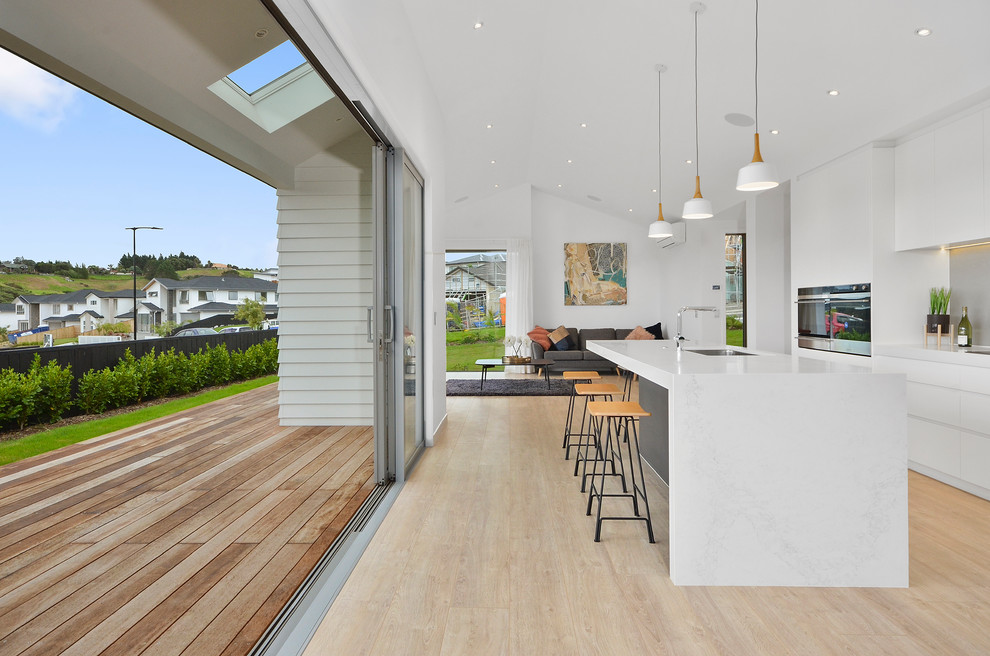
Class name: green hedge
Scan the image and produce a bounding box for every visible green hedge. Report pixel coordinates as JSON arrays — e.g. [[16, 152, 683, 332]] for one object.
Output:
[[1, 339, 278, 430]]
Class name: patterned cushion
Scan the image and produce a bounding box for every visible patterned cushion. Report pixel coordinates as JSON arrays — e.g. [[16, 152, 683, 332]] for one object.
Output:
[[644, 321, 664, 340], [528, 326, 551, 350], [625, 326, 655, 340], [548, 326, 573, 351]]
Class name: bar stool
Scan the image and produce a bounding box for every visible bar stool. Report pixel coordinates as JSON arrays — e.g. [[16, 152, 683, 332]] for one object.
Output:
[[562, 371, 601, 459], [572, 382, 623, 492], [585, 400, 655, 543]]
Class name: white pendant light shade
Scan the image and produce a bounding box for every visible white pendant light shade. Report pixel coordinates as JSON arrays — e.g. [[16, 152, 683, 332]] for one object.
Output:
[[681, 175, 714, 219], [737, 160, 779, 191], [649, 203, 674, 238], [682, 197, 714, 219]]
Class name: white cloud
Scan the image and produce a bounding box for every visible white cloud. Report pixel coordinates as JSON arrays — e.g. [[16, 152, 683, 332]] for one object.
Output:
[[0, 49, 78, 132]]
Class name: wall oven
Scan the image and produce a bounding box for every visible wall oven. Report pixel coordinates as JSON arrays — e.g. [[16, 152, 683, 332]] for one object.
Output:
[[796, 283, 871, 356]]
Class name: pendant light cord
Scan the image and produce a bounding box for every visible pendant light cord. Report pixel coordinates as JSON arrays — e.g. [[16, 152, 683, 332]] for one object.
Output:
[[754, 0, 759, 133], [658, 68, 663, 198], [694, 8, 700, 179]]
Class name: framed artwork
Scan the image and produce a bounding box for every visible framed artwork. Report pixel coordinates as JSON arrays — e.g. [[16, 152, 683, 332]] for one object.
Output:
[[563, 242, 627, 305]]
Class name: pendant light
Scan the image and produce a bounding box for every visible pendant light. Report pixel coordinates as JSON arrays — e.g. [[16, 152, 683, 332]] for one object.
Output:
[[649, 65, 674, 239], [736, 0, 779, 191], [682, 2, 713, 219]]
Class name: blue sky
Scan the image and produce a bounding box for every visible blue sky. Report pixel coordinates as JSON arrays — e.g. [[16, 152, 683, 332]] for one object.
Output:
[[0, 50, 278, 270]]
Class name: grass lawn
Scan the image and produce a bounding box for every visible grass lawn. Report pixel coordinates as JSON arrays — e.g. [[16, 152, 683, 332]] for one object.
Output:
[[0, 375, 278, 466], [446, 327, 506, 371], [726, 328, 744, 347]]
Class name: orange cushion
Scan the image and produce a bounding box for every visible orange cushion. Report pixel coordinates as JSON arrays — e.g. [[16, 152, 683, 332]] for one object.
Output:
[[528, 325, 551, 350], [624, 325, 655, 340]]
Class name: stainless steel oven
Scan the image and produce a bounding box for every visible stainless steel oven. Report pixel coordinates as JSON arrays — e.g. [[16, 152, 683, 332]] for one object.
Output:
[[796, 283, 871, 356]]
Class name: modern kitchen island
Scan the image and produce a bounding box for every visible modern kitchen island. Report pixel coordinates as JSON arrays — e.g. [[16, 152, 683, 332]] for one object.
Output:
[[587, 339, 908, 588]]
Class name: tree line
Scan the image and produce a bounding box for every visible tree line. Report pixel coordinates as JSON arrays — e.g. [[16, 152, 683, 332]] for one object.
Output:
[[117, 252, 204, 280]]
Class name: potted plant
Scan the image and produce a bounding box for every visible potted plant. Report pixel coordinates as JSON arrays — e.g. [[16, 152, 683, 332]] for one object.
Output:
[[927, 287, 951, 334]]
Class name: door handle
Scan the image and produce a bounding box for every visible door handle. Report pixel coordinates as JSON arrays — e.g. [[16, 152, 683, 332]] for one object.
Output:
[[366, 306, 374, 343], [384, 305, 394, 343]]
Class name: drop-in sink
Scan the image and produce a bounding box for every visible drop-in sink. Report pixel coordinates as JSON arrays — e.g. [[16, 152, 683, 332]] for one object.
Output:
[[685, 348, 756, 356], [964, 349, 990, 355]]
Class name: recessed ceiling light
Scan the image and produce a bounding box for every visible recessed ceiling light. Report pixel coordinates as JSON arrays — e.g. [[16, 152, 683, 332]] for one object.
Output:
[[474, 21, 484, 30], [685, 159, 693, 164], [255, 28, 270, 39], [490, 160, 496, 164], [580, 123, 587, 128], [827, 89, 840, 96], [628, 208, 633, 212], [566, 159, 573, 164], [770, 129, 779, 135], [557, 184, 563, 188], [494, 184, 500, 188], [914, 27, 932, 37], [486, 123, 493, 129], [652, 189, 657, 193]]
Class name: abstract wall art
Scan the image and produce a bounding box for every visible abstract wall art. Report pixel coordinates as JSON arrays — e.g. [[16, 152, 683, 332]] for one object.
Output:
[[563, 242, 627, 306]]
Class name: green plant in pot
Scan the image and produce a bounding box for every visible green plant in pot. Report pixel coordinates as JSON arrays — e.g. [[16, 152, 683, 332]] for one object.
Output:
[[927, 287, 951, 334]]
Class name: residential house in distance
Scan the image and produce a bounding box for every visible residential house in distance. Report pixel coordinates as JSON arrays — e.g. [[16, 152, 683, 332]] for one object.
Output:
[[0, 303, 17, 332], [13, 289, 143, 332], [444, 253, 505, 327], [142, 276, 278, 328], [253, 267, 278, 282]]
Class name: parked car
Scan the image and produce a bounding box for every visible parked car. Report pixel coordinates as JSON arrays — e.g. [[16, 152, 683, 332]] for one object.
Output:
[[218, 326, 254, 333], [174, 327, 217, 337]]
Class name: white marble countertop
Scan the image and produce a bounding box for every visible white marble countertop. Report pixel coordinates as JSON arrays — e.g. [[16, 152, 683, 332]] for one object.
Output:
[[587, 339, 872, 388], [875, 343, 990, 368]]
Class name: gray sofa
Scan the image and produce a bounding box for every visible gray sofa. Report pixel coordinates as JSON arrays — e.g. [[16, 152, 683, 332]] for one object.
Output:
[[531, 327, 634, 373]]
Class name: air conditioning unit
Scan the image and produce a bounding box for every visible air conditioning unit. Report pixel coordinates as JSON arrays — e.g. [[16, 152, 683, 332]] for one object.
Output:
[[656, 221, 686, 248]]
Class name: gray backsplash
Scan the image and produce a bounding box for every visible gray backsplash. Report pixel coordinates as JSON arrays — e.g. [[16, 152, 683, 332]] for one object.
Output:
[[950, 243, 990, 346]]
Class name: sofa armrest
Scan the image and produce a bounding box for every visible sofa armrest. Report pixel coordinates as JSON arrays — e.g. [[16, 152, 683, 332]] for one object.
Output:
[[531, 342, 546, 359]]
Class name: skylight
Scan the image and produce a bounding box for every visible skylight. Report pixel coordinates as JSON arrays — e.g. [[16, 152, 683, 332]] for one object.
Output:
[[227, 41, 306, 96]]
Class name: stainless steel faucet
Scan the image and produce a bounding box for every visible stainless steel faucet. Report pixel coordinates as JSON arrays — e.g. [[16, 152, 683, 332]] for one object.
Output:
[[675, 306, 719, 349]]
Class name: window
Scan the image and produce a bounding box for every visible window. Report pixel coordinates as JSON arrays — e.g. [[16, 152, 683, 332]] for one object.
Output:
[[199, 290, 208, 301], [16, 305, 24, 314], [259, 292, 267, 302], [228, 291, 238, 301], [725, 234, 746, 347], [18, 321, 28, 331], [90, 299, 98, 305], [180, 291, 189, 304], [52, 304, 61, 314], [148, 291, 159, 298], [67, 304, 74, 311]]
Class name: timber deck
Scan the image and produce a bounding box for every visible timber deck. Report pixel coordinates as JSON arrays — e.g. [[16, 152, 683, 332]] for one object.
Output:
[[0, 383, 374, 656]]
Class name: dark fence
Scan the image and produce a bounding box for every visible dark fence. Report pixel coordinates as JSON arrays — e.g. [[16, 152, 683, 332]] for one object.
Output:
[[0, 330, 278, 376]]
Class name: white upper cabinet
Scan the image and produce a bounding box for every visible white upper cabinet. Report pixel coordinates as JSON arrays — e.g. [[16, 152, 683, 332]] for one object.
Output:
[[894, 132, 934, 251], [895, 108, 988, 250], [934, 111, 984, 244]]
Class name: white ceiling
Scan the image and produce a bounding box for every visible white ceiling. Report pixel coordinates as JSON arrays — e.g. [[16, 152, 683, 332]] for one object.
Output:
[[398, 0, 990, 222]]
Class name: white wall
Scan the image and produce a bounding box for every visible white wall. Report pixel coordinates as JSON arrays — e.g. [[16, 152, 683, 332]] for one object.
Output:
[[531, 190, 663, 331], [446, 183, 533, 244], [746, 183, 792, 354], [276, 134, 375, 426]]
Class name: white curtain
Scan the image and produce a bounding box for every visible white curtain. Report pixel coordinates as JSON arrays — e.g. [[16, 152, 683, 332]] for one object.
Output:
[[506, 239, 534, 371]]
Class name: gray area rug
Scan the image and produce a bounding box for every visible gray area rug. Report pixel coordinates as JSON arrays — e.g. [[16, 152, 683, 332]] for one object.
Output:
[[446, 378, 572, 396]]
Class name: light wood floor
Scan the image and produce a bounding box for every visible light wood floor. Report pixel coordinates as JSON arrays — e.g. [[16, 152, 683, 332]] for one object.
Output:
[[306, 379, 990, 655], [0, 384, 374, 656]]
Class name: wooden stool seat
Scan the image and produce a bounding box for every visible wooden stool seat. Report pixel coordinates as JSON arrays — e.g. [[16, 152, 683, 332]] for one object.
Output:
[[574, 383, 621, 396], [564, 371, 601, 381], [587, 401, 650, 418]]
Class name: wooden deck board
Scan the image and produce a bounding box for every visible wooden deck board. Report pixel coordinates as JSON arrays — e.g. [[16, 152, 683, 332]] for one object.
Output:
[[0, 384, 374, 656]]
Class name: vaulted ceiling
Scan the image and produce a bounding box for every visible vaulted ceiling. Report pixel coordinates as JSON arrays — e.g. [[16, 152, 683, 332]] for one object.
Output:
[[399, 0, 990, 221]]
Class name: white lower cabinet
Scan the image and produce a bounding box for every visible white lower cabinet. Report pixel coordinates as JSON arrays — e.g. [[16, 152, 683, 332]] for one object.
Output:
[[875, 352, 990, 500]]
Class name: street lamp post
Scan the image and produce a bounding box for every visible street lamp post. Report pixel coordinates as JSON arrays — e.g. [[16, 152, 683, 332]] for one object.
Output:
[[125, 226, 163, 341]]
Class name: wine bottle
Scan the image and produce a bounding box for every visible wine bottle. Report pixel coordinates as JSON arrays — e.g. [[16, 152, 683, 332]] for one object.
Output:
[[957, 306, 973, 348]]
